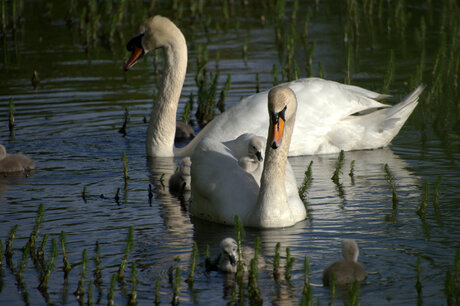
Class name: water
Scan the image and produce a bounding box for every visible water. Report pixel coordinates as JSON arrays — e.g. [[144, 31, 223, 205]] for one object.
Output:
[[1, 1, 459, 305]]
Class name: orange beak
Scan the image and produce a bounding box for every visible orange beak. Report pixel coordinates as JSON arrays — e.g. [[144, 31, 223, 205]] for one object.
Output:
[[124, 44, 144, 71], [270, 116, 285, 149]]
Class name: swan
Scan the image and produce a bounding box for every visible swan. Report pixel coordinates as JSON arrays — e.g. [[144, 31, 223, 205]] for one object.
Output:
[[0, 144, 35, 173], [322, 239, 367, 286], [124, 15, 424, 158], [190, 86, 307, 228], [217, 237, 265, 273]]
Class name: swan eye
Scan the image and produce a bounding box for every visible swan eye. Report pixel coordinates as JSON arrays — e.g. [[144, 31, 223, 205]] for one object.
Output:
[[271, 105, 287, 125]]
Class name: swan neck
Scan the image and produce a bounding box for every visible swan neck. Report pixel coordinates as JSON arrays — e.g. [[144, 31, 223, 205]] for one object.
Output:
[[146, 34, 187, 157], [253, 114, 295, 227]]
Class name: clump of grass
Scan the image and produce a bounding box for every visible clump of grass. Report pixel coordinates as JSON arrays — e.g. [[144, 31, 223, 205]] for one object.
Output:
[[60, 231, 72, 277], [118, 226, 134, 281], [74, 248, 87, 299], [331, 150, 345, 183], [299, 160, 313, 200]]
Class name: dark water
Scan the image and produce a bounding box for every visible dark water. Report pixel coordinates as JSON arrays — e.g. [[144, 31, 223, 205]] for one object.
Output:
[[1, 1, 459, 305]]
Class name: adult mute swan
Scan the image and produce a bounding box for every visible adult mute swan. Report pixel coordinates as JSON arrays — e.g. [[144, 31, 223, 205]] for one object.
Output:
[[0, 144, 35, 173], [190, 86, 307, 228], [322, 239, 367, 286], [124, 15, 424, 157]]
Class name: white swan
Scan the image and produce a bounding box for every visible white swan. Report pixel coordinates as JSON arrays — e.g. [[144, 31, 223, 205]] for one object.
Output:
[[217, 237, 265, 273], [124, 15, 424, 158], [0, 144, 35, 173], [322, 239, 367, 286], [190, 86, 306, 228]]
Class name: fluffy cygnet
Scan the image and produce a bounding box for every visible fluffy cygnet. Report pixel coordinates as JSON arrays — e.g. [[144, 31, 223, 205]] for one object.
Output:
[[175, 121, 195, 140], [322, 239, 367, 286], [217, 237, 265, 273], [0, 144, 35, 174], [169, 156, 191, 195]]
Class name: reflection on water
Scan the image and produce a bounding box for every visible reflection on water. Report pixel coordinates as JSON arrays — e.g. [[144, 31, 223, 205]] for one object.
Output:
[[1, 0, 460, 305]]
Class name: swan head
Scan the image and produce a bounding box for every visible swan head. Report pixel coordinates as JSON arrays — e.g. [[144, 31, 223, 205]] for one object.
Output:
[[248, 136, 265, 162], [267, 86, 297, 149], [341, 239, 359, 262], [124, 15, 182, 70], [218, 237, 239, 272]]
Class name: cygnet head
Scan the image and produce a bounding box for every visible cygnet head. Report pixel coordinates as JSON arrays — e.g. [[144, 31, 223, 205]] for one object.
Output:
[[125, 15, 183, 70], [342, 239, 359, 262], [179, 156, 192, 176], [267, 86, 297, 149], [248, 136, 265, 162], [218, 237, 239, 272]]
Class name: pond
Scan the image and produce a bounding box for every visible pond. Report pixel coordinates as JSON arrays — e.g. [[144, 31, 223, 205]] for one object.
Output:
[[1, 0, 459, 305]]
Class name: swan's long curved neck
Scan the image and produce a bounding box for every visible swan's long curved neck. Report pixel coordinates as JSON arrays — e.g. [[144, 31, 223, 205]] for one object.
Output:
[[252, 116, 295, 227], [146, 36, 188, 157]]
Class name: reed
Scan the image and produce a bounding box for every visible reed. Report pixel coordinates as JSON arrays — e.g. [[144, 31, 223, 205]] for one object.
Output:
[[182, 93, 193, 124], [186, 242, 198, 284], [17, 241, 30, 282], [28, 203, 44, 251], [248, 239, 262, 304], [36, 233, 48, 270], [8, 98, 14, 132], [38, 238, 57, 292], [273, 242, 280, 281], [382, 50, 395, 93], [284, 247, 295, 281], [107, 273, 117, 306], [349, 160, 355, 184], [217, 74, 231, 113], [299, 160, 313, 200], [0, 240, 3, 269], [118, 226, 134, 281], [60, 231, 72, 276], [82, 185, 88, 203], [255, 72, 260, 93], [433, 175, 441, 213], [172, 266, 180, 305], [87, 279, 93, 306], [159, 173, 165, 188], [118, 107, 129, 136], [122, 151, 130, 183], [300, 256, 313, 306], [148, 184, 153, 204], [331, 150, 344, 183], [5, 224, 18, 268], [415, 255, 422, 300], [272, 63, 278, 85], [154, 280, 160, 305], [348, 280, 360, 306], [128, 261, 137, 305], [384, 164, 399, 210], [74, 248, 87, 298], [416, 180, 428, 219]]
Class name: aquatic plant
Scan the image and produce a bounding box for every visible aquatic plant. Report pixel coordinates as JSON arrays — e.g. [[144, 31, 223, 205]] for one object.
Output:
[[299, 160, 313, 200], [118, 226, 134, 281], [60, 231, 72, 276]]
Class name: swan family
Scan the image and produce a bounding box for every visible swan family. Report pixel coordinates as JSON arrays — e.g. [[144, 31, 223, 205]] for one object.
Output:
[[190, 86, 307, 228]]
